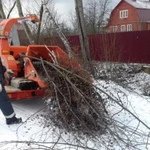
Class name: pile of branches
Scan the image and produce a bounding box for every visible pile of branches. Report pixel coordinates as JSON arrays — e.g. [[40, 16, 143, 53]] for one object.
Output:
[[92, 62, 142, 83], [34, 59, 109, 136]]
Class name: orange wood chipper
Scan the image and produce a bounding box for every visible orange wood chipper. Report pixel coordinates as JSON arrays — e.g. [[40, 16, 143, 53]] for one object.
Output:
[[0, 15, 80, 100]]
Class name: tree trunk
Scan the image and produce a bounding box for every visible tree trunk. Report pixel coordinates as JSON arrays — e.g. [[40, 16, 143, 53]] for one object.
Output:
[[36, 2, 44, 44], [16, 0, 23, 16], [0, 0, 6, 18], [16, 0, 33, 44], [75, 0, 91, 65]]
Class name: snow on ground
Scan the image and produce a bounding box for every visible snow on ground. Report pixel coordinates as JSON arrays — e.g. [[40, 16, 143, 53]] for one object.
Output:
[[0, 71, 150, 150], [0, 98, 47, 149], [95, 72, 150, 149]]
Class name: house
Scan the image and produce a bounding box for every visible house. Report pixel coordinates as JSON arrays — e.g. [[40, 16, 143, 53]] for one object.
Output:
[[105, 0, 150, 32]]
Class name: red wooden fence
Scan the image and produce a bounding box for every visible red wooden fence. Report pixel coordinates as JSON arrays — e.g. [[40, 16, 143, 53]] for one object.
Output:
[[45, 30, 150, 64]]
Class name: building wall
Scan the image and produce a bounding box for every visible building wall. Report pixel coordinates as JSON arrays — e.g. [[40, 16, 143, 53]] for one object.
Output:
[[147, 23, 150, 30], [106, 1, 141, 32]]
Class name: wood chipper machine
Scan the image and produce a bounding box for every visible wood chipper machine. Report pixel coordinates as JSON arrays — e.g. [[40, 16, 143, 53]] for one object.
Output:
[[0, 15, 80, 100]]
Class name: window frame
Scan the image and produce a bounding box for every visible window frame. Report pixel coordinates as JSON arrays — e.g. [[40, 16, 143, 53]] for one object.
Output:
[[113, 26, 118, 32], [121, 25, 126, 32], [120, 10, 128, 18], [127, 24, 132, 31]]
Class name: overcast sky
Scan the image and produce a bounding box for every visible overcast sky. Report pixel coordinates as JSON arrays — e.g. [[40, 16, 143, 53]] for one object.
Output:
[[54, 0, 120, 24], [3, 0, 120, 23], [55, 0, 75, 20]]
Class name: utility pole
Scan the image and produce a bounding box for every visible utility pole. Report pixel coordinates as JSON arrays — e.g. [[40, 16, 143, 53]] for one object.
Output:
[[75, 0, 91, 66]]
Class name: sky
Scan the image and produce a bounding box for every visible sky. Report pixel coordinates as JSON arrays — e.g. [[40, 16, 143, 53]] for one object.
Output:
[[54, 0, 149, 25], [55, 0, 147, 15], [55, 0, 75, 23], [2, 0, 121, 23], [54, 0, 120, 23], [4, 0, 147, 21]]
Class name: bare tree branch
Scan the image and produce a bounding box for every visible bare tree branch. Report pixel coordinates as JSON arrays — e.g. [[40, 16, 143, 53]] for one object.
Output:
[[7, 1, 16, 19]]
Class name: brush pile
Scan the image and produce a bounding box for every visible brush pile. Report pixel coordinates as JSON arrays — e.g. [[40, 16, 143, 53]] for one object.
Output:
[[34, 60, 109, 135]]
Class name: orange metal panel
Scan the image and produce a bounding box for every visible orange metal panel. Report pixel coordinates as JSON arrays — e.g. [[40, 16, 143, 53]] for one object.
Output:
[[7, 89, 45, 101]]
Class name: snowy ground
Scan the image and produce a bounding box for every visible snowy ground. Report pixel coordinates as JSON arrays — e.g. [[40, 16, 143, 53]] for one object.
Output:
[[0, 71, 150, 150]]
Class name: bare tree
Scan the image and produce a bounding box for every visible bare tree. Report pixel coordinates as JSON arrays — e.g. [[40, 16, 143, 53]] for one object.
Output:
[[7, 1, 16, 19], [45, 6, 72, 57], [84, 0, 111, 34], [68, 11, 78, 34]]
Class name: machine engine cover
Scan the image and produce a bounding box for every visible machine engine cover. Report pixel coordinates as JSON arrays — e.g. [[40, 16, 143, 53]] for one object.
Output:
[[11, 78, 39, 90]]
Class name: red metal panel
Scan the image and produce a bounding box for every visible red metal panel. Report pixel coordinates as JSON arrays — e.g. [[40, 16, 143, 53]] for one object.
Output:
[[45, 30, 150, 64]]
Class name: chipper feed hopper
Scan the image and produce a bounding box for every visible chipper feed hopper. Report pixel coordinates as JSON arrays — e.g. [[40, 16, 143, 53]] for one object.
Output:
[[0, 15, 80, 100]]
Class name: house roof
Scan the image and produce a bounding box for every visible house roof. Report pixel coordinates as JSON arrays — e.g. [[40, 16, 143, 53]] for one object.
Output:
[[105, 0, 150, 28], [137, 9, 150, 21], [125, 0, 150, 21], [125, 0, 150, 9]]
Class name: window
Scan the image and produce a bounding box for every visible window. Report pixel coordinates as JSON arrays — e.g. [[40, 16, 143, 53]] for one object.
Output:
[[113, 26, 118, 32], [121, 25, 126, 32], [120, 10, 128, 18], [127, 24, 132, 31]]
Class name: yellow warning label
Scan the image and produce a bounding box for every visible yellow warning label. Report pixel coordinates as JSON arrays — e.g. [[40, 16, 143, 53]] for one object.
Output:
[[2, 50, 9, 53], [0, 30, 3, 36], [8, 56, 14, 60]]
